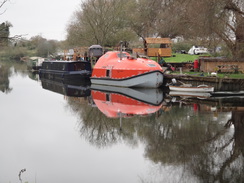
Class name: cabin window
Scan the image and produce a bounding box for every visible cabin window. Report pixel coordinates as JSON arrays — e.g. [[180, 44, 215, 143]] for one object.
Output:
[[147, 64, 156, 67], [117, 53, 127, 58], [160, 44, 169, 48], [43, 63, 50, 69], [62, 64, 66, 71], [48, 63, 51, 69], [106, 93, 110, 102], [74, 63, 85, 71], [106, 69, 111, 77], [54, 63, 64, 71]]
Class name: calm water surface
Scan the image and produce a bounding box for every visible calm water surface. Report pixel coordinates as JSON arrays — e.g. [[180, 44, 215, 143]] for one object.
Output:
[[0, 61, 244, 183]]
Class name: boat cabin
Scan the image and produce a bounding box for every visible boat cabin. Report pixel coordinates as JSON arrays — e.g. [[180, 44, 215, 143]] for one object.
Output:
[[39, 60, 92, 83]]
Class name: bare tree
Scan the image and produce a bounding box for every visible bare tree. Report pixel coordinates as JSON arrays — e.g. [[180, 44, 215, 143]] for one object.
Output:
[[160, 0, 244, 59], [0, 1, 10, 46], [0, 1, 23, 46], [66, 0, 136, 47], [66, 0, 244, 58], [126, 0, 167, 52]]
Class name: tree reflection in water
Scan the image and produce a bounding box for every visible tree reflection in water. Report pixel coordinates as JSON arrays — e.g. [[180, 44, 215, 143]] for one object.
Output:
[[65, 92, 244, 182], [0, 63, 12, 93], [65, 97, 139, 148], [0, 60, 29, 94]]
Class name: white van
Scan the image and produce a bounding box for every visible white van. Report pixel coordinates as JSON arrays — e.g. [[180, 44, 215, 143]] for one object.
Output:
[[188, 46, 208, 55]]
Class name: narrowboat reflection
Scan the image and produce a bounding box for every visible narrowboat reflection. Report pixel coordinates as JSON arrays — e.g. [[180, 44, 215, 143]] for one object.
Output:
[[41, 78, 91, 97]]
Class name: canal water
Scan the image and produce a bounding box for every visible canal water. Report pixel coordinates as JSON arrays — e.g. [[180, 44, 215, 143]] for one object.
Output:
[[0, 61, 244, 183]]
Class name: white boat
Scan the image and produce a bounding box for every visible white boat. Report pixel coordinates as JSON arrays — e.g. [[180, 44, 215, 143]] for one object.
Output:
[[169, 84, 214, 92], [211, 91, 244, 96], [169, 91, 211, 98], [27, 57, 46, 71]]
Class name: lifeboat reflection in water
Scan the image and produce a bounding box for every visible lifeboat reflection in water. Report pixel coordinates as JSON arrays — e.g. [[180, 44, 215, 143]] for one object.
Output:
[[91, 85, 164, 118]]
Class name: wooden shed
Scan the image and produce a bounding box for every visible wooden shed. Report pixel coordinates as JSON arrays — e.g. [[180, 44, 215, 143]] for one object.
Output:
[[133, 37, 172, 57]]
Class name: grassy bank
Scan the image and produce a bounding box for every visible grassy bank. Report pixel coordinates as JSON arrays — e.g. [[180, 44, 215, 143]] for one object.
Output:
[[0, 47, 34, 61], [156, 53, 244, 79], [164, 53, 200, 62], [152, 53, 207, 62]]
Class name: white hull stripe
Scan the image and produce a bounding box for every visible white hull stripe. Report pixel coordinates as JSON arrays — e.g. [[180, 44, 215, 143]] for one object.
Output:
[[91, 71, 164, 88]]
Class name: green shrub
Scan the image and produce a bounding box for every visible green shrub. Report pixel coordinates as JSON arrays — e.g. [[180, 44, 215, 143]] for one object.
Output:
[[0, 47, 30, 60], [172, 42, 192, 53]]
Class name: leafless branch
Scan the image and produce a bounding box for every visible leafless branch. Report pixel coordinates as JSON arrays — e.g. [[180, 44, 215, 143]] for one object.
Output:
[[0, 0, 8, 8], [224, 1, 244, 16], [0, 0, 8, 15]]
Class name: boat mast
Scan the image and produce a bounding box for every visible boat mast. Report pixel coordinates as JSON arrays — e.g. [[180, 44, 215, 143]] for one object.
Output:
[[120, 41, 123, 60]]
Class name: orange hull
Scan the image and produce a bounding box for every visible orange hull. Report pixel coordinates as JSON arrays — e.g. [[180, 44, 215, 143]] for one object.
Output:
[[91, 51, 164, 88]]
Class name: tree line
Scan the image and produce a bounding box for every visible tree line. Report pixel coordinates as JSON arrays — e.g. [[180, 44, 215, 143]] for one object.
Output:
[[0, 0, 244, 59], [66, 0, 244, 59]]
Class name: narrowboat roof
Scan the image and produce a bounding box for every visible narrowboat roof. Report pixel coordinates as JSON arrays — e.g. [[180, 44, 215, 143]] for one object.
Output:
[[43, 60, 89, 64]]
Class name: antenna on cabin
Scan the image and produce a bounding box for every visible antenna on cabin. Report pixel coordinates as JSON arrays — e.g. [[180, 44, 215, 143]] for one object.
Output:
[[120, 41, 123, 60]]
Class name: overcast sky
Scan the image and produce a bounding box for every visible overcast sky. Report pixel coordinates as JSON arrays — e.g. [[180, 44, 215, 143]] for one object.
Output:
[[1, 0, 82, 41]]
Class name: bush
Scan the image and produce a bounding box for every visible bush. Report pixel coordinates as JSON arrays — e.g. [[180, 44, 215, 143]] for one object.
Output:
[[172, 42, 192, 53], [0, 47, 30, 60]]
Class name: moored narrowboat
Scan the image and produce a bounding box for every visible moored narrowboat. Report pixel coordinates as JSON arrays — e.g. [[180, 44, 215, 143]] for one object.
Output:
[[39, 60, 92, 82]]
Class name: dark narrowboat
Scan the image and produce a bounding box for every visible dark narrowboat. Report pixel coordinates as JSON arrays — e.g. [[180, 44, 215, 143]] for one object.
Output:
[[39, 60, 92, 82]]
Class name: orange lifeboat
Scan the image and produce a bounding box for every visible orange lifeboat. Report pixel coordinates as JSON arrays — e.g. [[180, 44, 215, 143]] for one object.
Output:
[[91, 51, 164, 88], [91, 85, 164, 118]]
